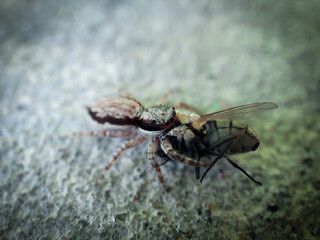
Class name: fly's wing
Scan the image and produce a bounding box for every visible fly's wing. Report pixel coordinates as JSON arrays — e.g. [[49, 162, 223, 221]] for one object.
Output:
[[191, 102, 278, 130], [87, 96, 144, 125]]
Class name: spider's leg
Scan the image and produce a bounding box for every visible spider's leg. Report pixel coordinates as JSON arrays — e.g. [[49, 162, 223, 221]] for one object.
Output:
[[174, 103, 202, 115], [116, 87, 135, 99], [148, 137, 169, 191], [200, 136, 236, 183], [64, 129, 137, 139], [160, 136, 211, 167], [101, 135, 146, 179], [224, 155, 262, 186], [158, 90, 178, 105]]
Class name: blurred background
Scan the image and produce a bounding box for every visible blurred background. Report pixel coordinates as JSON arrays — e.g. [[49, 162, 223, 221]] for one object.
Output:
[[0, 0, 319, 239]]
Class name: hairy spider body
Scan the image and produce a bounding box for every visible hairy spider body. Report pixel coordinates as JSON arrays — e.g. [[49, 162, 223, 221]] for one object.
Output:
[[139, 105, 176, 131], [88, 97, 143, 125], [82, 96, 211, 191], [72, 95, 277, 191]]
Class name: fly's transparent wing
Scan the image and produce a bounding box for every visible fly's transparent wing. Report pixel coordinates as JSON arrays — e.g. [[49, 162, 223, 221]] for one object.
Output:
[[202, 102, 278, 120], [191, 102, 278, 129]]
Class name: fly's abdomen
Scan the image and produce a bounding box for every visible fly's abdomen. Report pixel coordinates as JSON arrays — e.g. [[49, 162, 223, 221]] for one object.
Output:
[[228, 120, 259, 154], [201, 119, 259, 155], [201, 119, 231, 154]]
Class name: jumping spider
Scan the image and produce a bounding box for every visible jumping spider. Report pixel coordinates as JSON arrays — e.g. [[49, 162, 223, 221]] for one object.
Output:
[[72, 94, 277, 191]]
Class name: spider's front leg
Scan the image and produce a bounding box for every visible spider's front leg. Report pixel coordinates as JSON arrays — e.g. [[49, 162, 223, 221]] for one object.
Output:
[[101, 135, 146, 179], [174, 103, 202, 115], [160, 136, 211, 167], [157, 91, 202, 115], [148, 137, 169, 191], [158, 90, 177, 105], [65, 129, 137, 139]]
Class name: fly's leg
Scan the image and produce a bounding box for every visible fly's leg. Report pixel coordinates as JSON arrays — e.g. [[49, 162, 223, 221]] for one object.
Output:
[[148, 137, 169, 191], [159, 158, 170, 166], [64, 129, 137, 139], [200, 136, 236, 183], [194, 149, 200, 180], [160, 136, 211, 167], [101, 136, 146, 179], [206, 135, 236, 151], [224, 155, 262, 186]]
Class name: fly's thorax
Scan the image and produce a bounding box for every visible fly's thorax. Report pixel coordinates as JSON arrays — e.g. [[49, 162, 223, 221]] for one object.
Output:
[[195, 119, 232, 154], [138, 105, 176, 131], [200, 119, 233, 142]]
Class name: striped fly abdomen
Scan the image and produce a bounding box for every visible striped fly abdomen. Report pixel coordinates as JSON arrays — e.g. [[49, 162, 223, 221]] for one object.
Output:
[[201, 119, 259, 155], [228, 120, 259, 154]]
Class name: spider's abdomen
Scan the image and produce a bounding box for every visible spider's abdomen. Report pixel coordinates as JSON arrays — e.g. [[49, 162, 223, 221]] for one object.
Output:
[[88, 97, 143, 125]]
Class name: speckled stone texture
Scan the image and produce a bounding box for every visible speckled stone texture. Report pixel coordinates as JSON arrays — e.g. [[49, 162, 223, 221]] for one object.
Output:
[[1, 0, 320, 239]]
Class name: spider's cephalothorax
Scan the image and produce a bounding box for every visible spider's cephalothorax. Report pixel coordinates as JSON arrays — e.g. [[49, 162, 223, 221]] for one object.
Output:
[[138, 105, 176, 131]]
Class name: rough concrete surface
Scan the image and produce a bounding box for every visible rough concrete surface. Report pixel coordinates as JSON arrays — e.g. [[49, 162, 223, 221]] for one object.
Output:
[[1, 0, 320, 239]]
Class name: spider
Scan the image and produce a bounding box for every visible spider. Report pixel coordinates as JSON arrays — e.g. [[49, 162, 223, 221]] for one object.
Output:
[[72, 93, 277, 191], [72, 94, 212, 191]]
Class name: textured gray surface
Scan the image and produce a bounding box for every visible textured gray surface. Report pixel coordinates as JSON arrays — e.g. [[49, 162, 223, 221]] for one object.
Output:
[[1, 0, 320, 239]]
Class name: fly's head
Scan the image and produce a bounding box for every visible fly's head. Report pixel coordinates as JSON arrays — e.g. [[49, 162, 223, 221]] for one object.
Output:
[[167, 125, 195, 140], [138, 105, 176, 131]]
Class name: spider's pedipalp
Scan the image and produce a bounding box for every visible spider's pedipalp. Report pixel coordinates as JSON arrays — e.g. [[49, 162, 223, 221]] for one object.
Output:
[[160, 136, 211, 167]]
